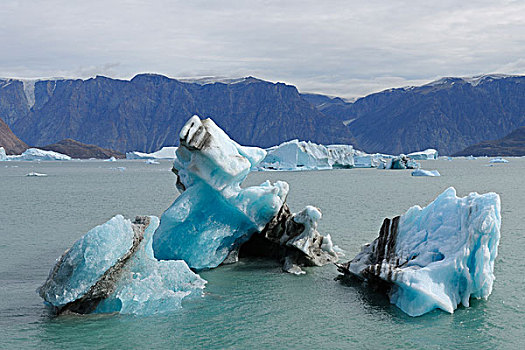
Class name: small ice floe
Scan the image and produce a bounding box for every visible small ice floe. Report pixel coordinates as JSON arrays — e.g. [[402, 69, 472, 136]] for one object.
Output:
[[26, 172, 48, 177], [145, 159, 160, 164], [411, 169, 440, 177], [110, 167, 126, 172], [489, 157, 509, 163]]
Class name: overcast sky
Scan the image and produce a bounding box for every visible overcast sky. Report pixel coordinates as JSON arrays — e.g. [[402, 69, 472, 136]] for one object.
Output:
[[1, 0, 523, 98]]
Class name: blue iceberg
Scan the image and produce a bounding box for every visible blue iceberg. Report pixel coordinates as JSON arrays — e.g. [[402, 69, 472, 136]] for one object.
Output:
[[38, 215, 205, 315], [153, 116, 323, 270], [152, 116, 340, 273], [95, 216, 206, 315], [337, 187, 501, 316]]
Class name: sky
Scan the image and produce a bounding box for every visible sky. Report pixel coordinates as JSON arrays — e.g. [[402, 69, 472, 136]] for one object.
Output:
[[1, 0, 524, 98]]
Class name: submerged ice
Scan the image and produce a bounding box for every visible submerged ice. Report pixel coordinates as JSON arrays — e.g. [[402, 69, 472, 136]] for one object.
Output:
[[337, 187, 501, 316]]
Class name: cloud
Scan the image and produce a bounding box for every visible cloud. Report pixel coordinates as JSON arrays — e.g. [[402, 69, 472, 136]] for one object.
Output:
[[0, 0, 523, 98]]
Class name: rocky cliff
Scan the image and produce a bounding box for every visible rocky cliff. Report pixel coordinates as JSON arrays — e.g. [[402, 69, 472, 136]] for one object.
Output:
[[0, 116, 27, 154]]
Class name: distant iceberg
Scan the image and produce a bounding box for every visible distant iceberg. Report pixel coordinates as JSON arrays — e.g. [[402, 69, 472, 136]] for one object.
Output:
[[489, 157, 509, 163], [407, 148, 438, 160], [258, 140, 354, 170], [38, 215, 205, 315], [2, 148, 71, 161], [26, 172, 48, 177], [378, 154, 420, 170], [126, 147, 178, 160], [0, 147, 6, 161], [353, 151, 392, 168], [337, 187, 501, 316], [104, 156, 117, 162], [411, 169, 440, 177]]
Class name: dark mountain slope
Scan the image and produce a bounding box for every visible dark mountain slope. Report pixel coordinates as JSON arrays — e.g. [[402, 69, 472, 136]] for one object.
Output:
[[340, 75, 525, 155], [453, 126, 525, 156], [40, 139, 124, 159]]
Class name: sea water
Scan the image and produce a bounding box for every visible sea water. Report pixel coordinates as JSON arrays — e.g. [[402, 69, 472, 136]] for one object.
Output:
[[0, 159, 523, 349]]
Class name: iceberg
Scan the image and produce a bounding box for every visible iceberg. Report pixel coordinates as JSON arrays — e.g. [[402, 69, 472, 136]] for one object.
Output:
[[337, 187, 501, 316], [38, 215, 205, 315], [411, 169, 440, 177], [152, 116, 340, 273], [26, 172, 48, 177], [353, 151, 395, 168], [258, 139, 353, 170], [0, 147, 6, 161], [407, 148, 438, 160], [104, 156, 117, 162], [126, 146, 178, 160], [379, 154, 419, 170], [6, 148, 71, 161], [489, 157, 509, 163]]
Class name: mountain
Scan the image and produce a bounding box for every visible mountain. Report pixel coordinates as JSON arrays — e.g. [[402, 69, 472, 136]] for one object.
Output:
[[3, 73, 524, 156], [0, 116, 27, 154], [2, 75, 355, 153], [40, 139, 124, 159], [301, 93, 356, 124], [310, 75, 525, 155], [453, 126, 525, 156]]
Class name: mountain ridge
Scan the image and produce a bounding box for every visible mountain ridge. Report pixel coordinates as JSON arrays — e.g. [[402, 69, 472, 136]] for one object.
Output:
[[2, 74, 355, 153]]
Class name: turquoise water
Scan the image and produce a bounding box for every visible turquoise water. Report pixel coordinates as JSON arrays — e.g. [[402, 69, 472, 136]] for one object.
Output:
[[0, 159, 523, 349]]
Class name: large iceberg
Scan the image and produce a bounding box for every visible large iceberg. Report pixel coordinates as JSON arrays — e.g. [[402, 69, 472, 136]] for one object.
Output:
[[153, 116, 340, 273], [337, 187, 501, 316], [258, 139, 354, 170], [4, 148, 71, 161], [126, 147, 178, 160], [38, 215, 205, 315], [0, 147, 6, 161], [407, 148, 438, 160]]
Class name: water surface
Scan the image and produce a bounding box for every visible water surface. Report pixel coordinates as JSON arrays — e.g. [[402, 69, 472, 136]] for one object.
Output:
[[0, 159, 523, 349]]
